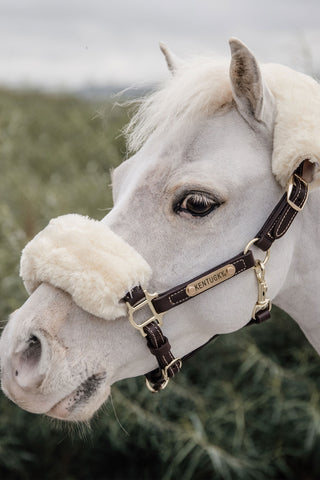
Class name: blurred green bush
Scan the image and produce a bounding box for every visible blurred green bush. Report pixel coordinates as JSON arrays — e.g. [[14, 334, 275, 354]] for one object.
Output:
[[0, 88, 319, 480]]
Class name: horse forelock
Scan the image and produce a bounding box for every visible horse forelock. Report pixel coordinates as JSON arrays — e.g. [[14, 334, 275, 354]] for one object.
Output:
[[124, 57, 233, 153], [124, 55, 320, 189]]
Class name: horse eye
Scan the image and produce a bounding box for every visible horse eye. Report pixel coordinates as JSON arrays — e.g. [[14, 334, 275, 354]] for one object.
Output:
[[175, 192, 220, 217]]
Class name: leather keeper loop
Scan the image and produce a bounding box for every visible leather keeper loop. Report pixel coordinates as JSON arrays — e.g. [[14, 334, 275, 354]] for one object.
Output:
[[253, 308, 271, 324], [147, 336, 171, 358], [123, 286, 145, 306]]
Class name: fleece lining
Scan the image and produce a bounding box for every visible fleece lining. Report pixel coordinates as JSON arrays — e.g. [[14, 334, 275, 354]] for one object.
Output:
[[20, 214, 152, 320]]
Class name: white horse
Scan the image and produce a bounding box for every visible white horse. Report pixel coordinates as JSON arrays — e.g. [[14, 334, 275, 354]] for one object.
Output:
[[1, 38, 320, 422]]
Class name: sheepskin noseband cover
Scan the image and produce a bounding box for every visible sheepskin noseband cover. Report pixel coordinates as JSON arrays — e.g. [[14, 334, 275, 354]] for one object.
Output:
[[20, 214, 152, 320]]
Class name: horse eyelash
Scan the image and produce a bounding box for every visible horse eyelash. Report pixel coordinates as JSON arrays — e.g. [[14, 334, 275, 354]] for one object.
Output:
[[173, 191, 222, 216], [187, 193, 213, 206]]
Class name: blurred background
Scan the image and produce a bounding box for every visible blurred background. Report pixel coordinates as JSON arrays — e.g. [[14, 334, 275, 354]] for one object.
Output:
[[1, 0, 320, 92], [1, 1, 320, 479]]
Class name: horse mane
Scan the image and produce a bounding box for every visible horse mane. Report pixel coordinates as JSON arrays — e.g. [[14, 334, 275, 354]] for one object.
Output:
[[124, 57, 233, 153], [124, 55, 320, 189]]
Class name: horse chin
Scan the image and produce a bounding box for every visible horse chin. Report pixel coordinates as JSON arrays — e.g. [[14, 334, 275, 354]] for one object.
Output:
[[46, 374, 111, 422]]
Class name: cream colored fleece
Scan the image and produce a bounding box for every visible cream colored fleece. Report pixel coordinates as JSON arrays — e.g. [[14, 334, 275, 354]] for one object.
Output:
[[20, 214, 152, 320]]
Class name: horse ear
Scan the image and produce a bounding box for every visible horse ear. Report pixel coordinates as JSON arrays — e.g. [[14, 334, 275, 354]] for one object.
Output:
[[229, 38, 275, 133], [159, 42, 183, 74]]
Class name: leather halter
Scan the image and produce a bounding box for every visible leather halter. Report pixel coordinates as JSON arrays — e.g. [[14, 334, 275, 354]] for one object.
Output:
[[123, 164, 309, 392]]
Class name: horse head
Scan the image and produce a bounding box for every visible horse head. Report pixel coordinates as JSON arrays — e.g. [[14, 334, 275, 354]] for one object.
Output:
[[1, 39, 320, 421]]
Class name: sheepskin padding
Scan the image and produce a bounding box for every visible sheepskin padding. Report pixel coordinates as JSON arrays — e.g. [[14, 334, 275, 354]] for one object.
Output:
[[20, 214, 152, 320], [126, 59, 320, 189], [264, 64, 320, 189]]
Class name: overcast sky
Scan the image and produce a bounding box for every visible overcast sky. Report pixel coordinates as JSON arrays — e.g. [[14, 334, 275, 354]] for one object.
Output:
[[1, 0, 320, 90]]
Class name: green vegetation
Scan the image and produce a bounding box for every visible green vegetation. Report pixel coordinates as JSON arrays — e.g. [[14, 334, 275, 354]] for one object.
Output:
[[0, 88, 319, 480]]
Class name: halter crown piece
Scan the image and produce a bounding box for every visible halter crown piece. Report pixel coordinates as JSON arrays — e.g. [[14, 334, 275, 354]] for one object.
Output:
[[20, 164, 309, 393]]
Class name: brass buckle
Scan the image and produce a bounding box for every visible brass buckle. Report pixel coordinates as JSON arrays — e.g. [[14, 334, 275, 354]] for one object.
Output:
[[286, 174, 309, 212], [145, 357, 182, 393], [126, 290, 164, 337], [163, 358, 182, 382]]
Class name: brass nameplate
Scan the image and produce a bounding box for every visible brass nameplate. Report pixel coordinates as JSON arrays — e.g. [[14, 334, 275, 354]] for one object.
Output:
[[186, 264, 236, 297]]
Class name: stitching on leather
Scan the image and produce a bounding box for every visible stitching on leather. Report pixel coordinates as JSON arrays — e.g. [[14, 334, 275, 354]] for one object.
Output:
[[297, 183, 307, 208], [168, 351, 176, 377], [153, 323, 165, 343], [275, 206, 287, 236], [161, 354, 166, 369], [168, 351, 175, 376], [265, 195, 291, 240], [275, 181, 301, 236], [275, 206, 295, 237], [169, 258, 248, 306], [267, 208, 285, 239], [263, 180, 306, 241], [275, 182, 306, 238], [147, 326, 159, 348], [161, 351, 175, 374], [233, 258, 246, 274], [276, 181, 306, 237], [169, 287, 188, 306]]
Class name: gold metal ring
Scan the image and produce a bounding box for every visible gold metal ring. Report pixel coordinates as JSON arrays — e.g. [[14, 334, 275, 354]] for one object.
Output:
[[145, 377, 157, 392], [163, 358, 182, 381], [244, 237, 270, 267], [146, 378, 169, 393], [244, 237, 259, 254], [145, 376, 169, 393]]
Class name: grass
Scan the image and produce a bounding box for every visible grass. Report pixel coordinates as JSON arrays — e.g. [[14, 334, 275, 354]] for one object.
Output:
[[0, 87, 319, 480]]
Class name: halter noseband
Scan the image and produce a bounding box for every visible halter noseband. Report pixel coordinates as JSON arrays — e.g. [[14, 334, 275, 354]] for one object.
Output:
[[124, 164, 309, 392]]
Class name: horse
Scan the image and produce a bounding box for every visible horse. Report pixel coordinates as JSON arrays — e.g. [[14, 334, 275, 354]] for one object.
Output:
[[1, 38, 320, 422]]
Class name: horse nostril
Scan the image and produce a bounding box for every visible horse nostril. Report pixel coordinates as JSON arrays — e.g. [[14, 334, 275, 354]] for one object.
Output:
[[21, 335, 42, 367], [13, 334, 45, 390]]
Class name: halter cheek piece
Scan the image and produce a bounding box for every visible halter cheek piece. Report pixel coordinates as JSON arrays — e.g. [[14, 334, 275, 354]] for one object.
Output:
[[123, 164, 309, 392]]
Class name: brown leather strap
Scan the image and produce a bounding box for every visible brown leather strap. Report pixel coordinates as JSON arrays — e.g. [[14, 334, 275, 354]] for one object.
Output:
[[144, 322, 181, 391], [249, 307, 271, 325], [142, 300, 270, 391], [125, 250, 255, 313], [254, 171, 308, 251], [124, 286, 146, 307]]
